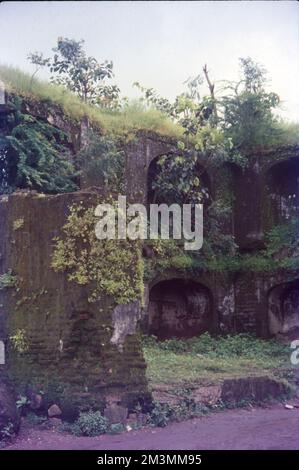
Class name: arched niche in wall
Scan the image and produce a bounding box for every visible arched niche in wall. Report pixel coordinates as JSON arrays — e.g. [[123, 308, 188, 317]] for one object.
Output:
[[265, 157, 299, 225], [147, 278, 213, 340], [146, 154, 211, 206], [268, 279, 299, 340]]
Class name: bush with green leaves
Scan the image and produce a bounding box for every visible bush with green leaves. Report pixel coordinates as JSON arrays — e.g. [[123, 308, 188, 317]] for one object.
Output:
[[136, 57, 285, 153], [70, 410, 108, 437], [77, 130, 124, 191], [51, 202, 144, 305], [0, 422, 15, 441], [221, 58, 281, 151], [28, 37, 119, 108], [108, 423, 125, 435], [151, 152, 206, 205], [149, 402, 171, 427], [149, 397, 209, 427], [0, 270, 17, 290], [265, 218, 299, 258], [1, 98, 78, 194]]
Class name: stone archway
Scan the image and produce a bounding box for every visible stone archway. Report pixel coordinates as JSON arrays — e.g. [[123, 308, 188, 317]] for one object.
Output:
[[148, 278, 213, 340], [268, 279, 299, 340], [266, 157, 299, 223], [146, 155, 211, 206]]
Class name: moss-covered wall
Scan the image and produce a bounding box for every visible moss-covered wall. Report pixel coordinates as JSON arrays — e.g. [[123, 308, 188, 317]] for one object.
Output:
[[0, 190, 149, 413], [1, 124, 299, 417]]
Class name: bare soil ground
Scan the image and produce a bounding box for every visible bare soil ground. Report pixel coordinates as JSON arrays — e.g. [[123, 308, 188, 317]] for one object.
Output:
[[3, 404, 299, 450]]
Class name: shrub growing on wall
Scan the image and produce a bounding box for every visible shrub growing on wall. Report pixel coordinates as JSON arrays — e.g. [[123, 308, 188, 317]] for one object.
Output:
[[51, 202, 144, 305], [0, 98, 78, 194]]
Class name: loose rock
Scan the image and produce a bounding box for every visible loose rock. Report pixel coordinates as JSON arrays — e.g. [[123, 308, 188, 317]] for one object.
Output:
[[47, 404, 62, 418]]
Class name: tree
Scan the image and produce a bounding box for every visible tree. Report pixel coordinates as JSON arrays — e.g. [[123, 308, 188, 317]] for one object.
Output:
[[134, 74, 216, 136], [28, 38, 120, 107], [220, 58, 280, 151], [135, 57, 282, 155], [137, 58, 282, 207]]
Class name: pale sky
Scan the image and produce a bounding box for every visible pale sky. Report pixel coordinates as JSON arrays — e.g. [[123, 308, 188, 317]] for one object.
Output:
[[0, 1, 298, 121]]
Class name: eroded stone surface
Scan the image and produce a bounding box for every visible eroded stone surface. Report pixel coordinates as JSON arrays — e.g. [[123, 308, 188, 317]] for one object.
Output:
[[221, 377, 292, 404], [148, 279, 212, 339], [110, 301, 143, 348]]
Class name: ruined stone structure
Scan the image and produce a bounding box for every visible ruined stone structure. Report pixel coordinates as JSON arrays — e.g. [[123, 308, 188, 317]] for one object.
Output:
[[126, 134, 299, 340], [0, 190, 150, 412], [148, 279, 212, 340], [0, 99, 298, 419]]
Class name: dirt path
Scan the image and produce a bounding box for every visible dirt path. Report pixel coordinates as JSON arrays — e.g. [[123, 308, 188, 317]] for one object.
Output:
[[3, 404, 299, 450]]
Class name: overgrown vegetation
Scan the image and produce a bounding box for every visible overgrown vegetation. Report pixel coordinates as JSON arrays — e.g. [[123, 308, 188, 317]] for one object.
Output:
[[149, 398, 209, 428], [0, 65, 183, 140], [144, 333, 288, 357], [143, 333, 290, 387], [144, 217, 299, 279], [67, 410, 108, 437], [136, 57, 299, 151], [0, 96, 78, 194], [1, 51, 298, 199], [145, 58, 299, 223], [28, 37, 118, 107], [51, 202, 144, 304]]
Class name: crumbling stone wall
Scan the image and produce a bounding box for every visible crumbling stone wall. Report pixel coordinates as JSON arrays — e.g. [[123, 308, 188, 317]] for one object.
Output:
[[131, 140, 299, 341], [0, 190, 149, 415], [144, 269, 299, 340], [1, 123, 298, 420], [268, 279, 299, 340]]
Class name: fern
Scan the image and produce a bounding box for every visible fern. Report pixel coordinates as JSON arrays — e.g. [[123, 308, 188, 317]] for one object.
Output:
[[1, 98, 78, 194]]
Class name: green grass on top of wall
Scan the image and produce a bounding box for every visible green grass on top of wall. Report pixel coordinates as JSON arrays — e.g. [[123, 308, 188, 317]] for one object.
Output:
[[1, 64, 298, 146], [0, 64, 184, 140]]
